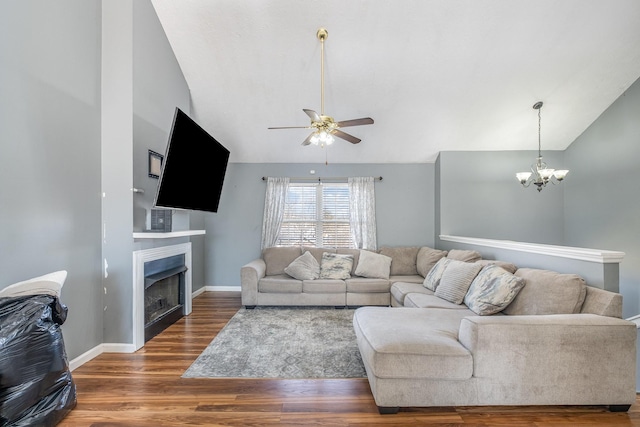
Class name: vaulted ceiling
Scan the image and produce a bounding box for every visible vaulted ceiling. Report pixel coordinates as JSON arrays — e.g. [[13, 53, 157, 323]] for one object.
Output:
[[150, 0, 640, 163]]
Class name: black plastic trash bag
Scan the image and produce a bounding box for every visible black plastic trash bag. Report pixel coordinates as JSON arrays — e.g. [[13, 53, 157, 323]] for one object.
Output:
[[0, 295, 76, 426]]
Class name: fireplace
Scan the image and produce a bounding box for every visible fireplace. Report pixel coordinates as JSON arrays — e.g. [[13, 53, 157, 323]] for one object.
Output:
[[143, 254, 187, 342], [133, 243, 193, 350]]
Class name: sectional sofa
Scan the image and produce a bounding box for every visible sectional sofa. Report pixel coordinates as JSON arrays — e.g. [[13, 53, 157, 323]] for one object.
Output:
[[240, 245, 451, 308], [240, 245, 637, 413]]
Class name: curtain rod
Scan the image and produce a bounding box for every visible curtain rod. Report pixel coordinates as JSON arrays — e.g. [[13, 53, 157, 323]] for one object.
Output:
[[261, 176, 383, 182]]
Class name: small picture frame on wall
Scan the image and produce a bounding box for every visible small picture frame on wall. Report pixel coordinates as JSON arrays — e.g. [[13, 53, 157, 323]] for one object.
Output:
[[148, 150, 163, 179]]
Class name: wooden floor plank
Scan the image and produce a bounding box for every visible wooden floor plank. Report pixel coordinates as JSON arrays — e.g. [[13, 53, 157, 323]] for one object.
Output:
[[58, 291, 640, 426]]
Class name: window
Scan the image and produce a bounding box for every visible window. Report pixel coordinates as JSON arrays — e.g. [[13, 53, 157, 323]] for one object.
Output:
[[276, 183, 353, 248]]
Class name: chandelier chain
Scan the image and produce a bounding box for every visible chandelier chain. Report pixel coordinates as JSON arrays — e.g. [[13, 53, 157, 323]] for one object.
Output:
[[538, 107, 542, 157]]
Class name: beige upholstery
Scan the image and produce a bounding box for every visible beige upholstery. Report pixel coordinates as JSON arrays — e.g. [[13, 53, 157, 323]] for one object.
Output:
[[580, 285, 623, 318], [505, 268, 586, 315], [241, 246, 437, 308], [354, 266, 636, 411], [379, 246, 420, 275], [390, 282, 432, 307], [354, 307, 474, 380], [354, 294, 637, 410]]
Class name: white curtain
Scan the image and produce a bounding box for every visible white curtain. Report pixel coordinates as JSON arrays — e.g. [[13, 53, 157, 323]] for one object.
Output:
[[348, 177, 377, 250], [261, 177, 290, 249]]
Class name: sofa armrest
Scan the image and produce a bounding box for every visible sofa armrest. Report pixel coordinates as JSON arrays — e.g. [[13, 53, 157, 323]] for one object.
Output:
[[240, 259, 266, 306], [458, 314, 637, 405]]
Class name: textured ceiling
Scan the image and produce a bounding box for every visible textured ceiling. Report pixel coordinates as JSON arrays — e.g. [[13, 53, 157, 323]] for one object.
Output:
[[150, 0, 640, 163]]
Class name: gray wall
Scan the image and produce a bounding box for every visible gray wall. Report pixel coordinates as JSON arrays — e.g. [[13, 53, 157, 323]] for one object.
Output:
[[0, 1, 104, 358], [203, 163, 435, 286], [564, 77, 640, 320], [437, 150, 566, 245], [0, 0, 194, 358]]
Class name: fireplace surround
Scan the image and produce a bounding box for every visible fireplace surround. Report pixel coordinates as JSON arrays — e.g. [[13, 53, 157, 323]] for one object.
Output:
[[133, 243, 192, 350]]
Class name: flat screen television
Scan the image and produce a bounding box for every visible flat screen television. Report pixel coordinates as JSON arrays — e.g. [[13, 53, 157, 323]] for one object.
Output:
[[154, 107, 230, 213]]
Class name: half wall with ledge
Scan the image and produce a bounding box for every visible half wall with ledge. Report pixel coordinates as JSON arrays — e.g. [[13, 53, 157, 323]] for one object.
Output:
[[438, 235, 625, 293]]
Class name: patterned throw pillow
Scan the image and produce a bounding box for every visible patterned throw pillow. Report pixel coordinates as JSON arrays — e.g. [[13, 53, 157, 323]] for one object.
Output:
[[464, 265, 526, 315], [423, 257, 451, 291], [354, 250, 392, 279], [319, 253, 354, 280], [434, 260, 483, 304], [284, 251, 320, 280]]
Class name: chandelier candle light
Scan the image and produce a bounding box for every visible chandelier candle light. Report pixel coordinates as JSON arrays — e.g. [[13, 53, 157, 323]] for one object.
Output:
[[516, 101, 569, 192]]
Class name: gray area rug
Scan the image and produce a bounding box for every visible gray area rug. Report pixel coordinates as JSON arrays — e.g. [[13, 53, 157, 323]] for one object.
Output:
[[182, 307, 366, 379]]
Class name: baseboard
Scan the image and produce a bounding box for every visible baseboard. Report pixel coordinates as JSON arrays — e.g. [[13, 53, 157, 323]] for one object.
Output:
[[203, 285, 241, 292], [192, 286, 207, 298], [69, 342, 136, 371]]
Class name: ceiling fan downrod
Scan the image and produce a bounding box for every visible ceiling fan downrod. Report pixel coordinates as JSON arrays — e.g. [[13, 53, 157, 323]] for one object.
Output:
[[317, 28, 328, 116]]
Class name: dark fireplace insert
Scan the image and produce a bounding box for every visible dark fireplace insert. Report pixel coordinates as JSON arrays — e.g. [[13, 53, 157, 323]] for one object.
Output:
[[143, 254, 187, 342]]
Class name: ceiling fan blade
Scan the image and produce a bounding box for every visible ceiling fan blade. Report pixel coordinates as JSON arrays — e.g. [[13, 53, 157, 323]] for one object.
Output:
[[303, 109, 321, 122], [301, 133, 314, 146], [268, 126, 312, 129], [331, 129, 361, 144], [336, 117, 374, 127]]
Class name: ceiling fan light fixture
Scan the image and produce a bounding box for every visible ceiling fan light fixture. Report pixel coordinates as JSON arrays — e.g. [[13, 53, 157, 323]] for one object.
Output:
[[267, 28, 374, 148]]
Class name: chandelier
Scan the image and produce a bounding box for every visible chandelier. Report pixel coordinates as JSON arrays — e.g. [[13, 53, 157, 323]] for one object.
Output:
[[516, 101, 569, 192]]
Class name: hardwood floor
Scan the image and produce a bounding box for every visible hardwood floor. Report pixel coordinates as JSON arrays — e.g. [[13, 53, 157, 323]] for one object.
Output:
[[61, 291, 640, 426]]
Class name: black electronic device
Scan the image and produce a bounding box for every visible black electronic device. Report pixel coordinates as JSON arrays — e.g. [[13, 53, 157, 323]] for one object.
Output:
[[154, 108, 230, 213]]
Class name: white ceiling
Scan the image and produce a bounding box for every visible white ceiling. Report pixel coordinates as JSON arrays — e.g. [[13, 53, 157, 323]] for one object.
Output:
[[150, 0, 640, 164]]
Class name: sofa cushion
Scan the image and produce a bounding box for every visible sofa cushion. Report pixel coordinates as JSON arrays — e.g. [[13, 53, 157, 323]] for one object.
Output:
[[423, 257, 451, 291], [390, 274, 423, 284], [416, 247, 448, 277], [464, 265, 526, 315], [379, 246, 420, 275], [405, 293, 472, 310], [337, 248, 361, 276], [284, 251, 320, 280], [474, 259, 518, 274], [446, 249, 482, 263], [263, 247, 301, 276], [303, 279, 346, 293], [258, 275, 302, 293], [319, 253, 353, 280], [390, 282, 433, 306], [503, 268, 587, 315], [353, 307, 473, 380], [435, 260, 483, 304], [355, 250, 392, 279], [345, 277, 390, 293]]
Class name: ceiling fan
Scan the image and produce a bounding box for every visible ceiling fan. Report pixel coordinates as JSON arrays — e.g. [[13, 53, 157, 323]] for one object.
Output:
[[268, 28, 374, 147]]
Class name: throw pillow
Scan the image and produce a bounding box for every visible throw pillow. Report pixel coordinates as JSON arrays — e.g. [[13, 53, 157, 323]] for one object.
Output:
[[464, 265, 526, 315], [319, 253, 354, 280], [435, 260, 483, 304], [284, 251, 320, 280], [423, 257, 451, 291], [446, 249, 482, 263], [474, 259, 518, 274], [354, 250, 392, 279], [378, 246, 420, 275], [416, 246, 448, 277]]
